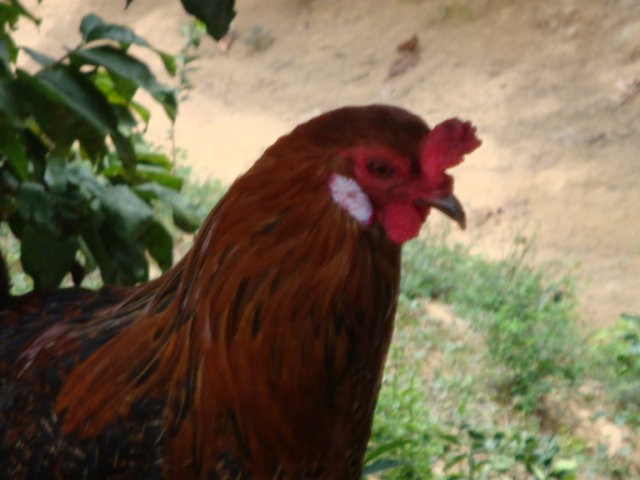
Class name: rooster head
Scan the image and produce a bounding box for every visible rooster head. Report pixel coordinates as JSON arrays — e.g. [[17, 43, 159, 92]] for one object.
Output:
[[321, 106, 481, 244]]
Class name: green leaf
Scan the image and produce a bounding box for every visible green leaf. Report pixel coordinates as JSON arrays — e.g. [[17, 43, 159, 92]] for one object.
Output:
[[361, 458, 407, 476], [12, 0, 39, 24], [0, 0, 39, 27], [467, 429, 486, 441], [110, 130, 136, 174], [14, 72, 110, 161], [435, 429, 462, 445], [7, 209, 25, 237], [90, 68, 140, 110], [142, 220, 173, 271], [108, 70, 138, 102], [70, 46, 177, 121], [79, 13, 102, 41], [492, 454, 515, 471], [20, 223, 78, 289], [84, 213, 149, 286], [135, 164, 183, 190], [77, 234, 97, 273], [79, 129, 110, 163], [172, 201, 202, 232], [130, 101, 150, 126], [0, 77, 24, 124], [133, 182, 202, 232], [102, 229, 148, 285], [80, 184, 153, 286], [80, 13, 149, 47], [136, 152, 173, 169], [364, 439, 413, 464], [79, 212, 115, 282], [443, 453, 467, 470], [100, 163, 127, 180], [43, 156, 68, 191], [92, 69, 121, 101], [531, 465, 547, 480], [0, 34, 18, 75], [552, 458, 578, 473], [112, 104, 137, 131], [16, 167, 87, 238], [15, 182, 56, 233], [0, 122, 30, 180], [21, 47, 56, 67], [13, 85, 78, 155], [0, 4, 19, 26], [64, 161, 104, 200], [98, 184, 153, 240], [158, 51, 177, 76], [180, 0, 236, 41], [22, 66, 118, 134]]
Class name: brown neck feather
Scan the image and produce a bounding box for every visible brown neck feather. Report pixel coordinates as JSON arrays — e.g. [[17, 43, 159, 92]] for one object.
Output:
[[56, 150, 402, 479]]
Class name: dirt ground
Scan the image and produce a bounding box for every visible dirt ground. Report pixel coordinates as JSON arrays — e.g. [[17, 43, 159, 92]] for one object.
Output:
[[14, 0, 640, 331]]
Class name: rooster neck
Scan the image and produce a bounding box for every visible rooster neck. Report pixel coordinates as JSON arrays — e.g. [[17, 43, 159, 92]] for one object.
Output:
[[164, 164, 403, 479], [55, 156, 402, 480]]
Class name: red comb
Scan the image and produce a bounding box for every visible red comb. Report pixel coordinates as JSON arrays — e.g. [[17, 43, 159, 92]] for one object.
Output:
[[420, 118, 481, 187]]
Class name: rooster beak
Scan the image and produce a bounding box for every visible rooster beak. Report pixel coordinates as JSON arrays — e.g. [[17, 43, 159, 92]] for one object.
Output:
[[420, 193, 466, 230]]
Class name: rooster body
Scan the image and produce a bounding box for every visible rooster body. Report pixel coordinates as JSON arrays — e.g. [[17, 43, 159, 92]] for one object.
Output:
[[0, 105, 480, 479]]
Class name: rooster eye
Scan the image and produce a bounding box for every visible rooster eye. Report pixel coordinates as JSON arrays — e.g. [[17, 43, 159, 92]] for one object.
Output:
[[367, 159, 395, 179]]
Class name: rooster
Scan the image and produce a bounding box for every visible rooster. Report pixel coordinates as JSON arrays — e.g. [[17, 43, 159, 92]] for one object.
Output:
[[0, 105, 481, 479]]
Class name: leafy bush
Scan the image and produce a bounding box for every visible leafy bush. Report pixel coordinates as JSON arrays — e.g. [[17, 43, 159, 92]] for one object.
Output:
[[0, 2, 232, 288]]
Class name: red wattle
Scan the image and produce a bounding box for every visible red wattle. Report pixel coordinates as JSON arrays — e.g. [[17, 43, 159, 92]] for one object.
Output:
[[382, 203, 426, 244]]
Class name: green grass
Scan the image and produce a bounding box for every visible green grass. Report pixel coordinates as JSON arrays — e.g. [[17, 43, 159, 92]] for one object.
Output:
[[400, 229, 582, 413], [590, 313, 640, 429], [369, 298, 579, 480], [368, 227, 640, 479]]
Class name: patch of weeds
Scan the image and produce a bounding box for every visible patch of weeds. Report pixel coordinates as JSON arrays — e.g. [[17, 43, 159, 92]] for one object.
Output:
[[435, 423, 578, 480], [371, 335, 441, 479], [588, 443, 636, 480], [590, 313, 640, 427], [592, 314, 640, 379], [400, 229, 582, 413], [371, 303, 577, 479]]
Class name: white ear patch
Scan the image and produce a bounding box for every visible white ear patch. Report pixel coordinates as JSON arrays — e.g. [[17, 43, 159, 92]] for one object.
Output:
[[329, 173, 373, 225]]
